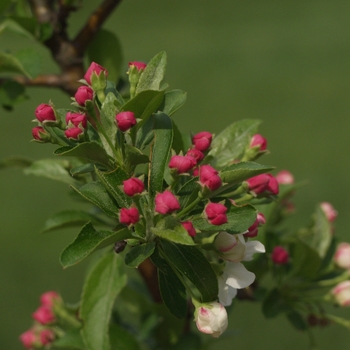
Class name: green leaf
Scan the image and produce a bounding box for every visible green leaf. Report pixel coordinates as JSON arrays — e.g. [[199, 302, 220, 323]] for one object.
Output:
[[161, 90, 187, 116], [0, 80, 27, 108], [152, 216, 194, 245], [0, 51, 31, 77], [0, 17, 36, 40], [109, 323, 141, 350], [0, 0, 11, 14], [95, 167, 130, 208], [125, 242, 156, 268], [151, 248, 187, 319], [54, 142, 112, 169], [87, 29, 123, 84], [135, 114, 155, 150], [24, 158, 75, 185], [177, 177, 201, 208], [220, 162, 274, 186], [0, 156, 32, 169], [208, 119, 261, 169], [15, 48, 41, 78], [172, 120, 185, 154], [136, 51, 167, 94], [160, 240, 218, 302], [192, 204, 257, 234], [60, 223, 132, 268], [286, 311, 308, 331], [80, 252, 127, 350], [148, 113, 173, 207], [52, 330, 85, 349], [262, 288, 292, 318], [42, 210, 106, 233], [125, 144, 150, 166], [72, 181, 119, 218]]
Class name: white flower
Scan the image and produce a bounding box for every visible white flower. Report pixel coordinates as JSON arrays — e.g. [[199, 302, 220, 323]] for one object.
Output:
[[332, 281, 350, 306], [195, 301, 228, 338], [334, 243, 350, 270]]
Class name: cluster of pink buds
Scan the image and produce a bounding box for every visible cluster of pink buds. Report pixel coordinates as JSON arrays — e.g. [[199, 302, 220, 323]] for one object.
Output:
[[65, 111, 88, 140], [20, 291, 61, 349], [245, 173, 279, 196]]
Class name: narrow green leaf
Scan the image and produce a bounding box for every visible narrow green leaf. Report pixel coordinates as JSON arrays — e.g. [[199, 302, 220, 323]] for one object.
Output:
[[15, 48, 41, 78], [0, 80, 27, 108], [0, 17, 36, 40], [148, 113, 173, 207], [54, 142, 112, 168], [125, 242, 156, 268], [135, 114, 155, 150], [151, 248, 187, 319], [208, 119, 261, 169], [0, 156, 32, 169], [136, 52, 167, 94], [172, 120, 185, 153], [42, 210, 106, 233], [177, 177, 201, 208], [152, 216, 194, 245], [286, 311, 308, 331], [124, 144, 149, 166], [80, 252, 127, 350], [262, 288, 291, 318], [24, 158, 75, 185], [161, 90, 187, 116], [60, 223, 132, 268], [109, 324, 141, 350], [71, 181, 119, 218], [52, 330, 85, 349], [0, 51, 31, 77], [192, 204, 257, 234], [160, 241, 218, 302], [87, 29, 123, 83]]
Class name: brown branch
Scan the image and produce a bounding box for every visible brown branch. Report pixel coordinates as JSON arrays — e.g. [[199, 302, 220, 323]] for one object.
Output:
[[73, 0, 123, 55], [138, 258, 162, 303]]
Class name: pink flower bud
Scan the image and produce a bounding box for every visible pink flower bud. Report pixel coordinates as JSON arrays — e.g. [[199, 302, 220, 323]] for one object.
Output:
[[84, 62, 108, 85], [181, 221, 196, 237], [39, 329, 55, 345], [66, 112, 87, 128], [65, 127, 83, 140], [199, 165, 222, 191], [115, 111, 137, 132], [20, 329, 37, 349], [246, 174, 279, 195], [119, 207, 140, 225], [186, 148, 205, 163], [129, 61, 147, 71], [334, 243, 350, 270], [123, 177, 144, 197], [195, 302, 228, 338], [192, 131, 213, 151], [276, 170, 294, 185], [250, 134, 267, 151], [205, 202, 228, 225], [32, 126, 49, 141], [75, 86, 94, 106], [320, 202, 337, 222], [193, 167, 199, 177], [32, 305, 55, 324], [155, 190, 180, 214], [271, 246, 289, 264], [40, 291, 60, 307], [214, 232, 246, 261], [35, 104, 56, 123], [245, 212, 266, 238], [169, 155, 196, 174], [332, 281, 350, 306]]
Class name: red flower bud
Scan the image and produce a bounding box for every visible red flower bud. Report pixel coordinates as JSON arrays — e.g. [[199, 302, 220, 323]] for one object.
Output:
[[119, 207, 140, 225], [199, 165, 222, 191], [39, 329, 55, 345], [320, 202, 337, 222], [193, 167, 199, 177], [181, 221, 196, 237], [186, 148, 205, 163], [245, 212, 266, 238], [205, 202, 228, 225], [155, 190, 180, 214], [246, 174, 279, 195], [169, 155, 196, 174], [20, 329, 37, 349], [40, 291, 60, 307], [65, 127, 83, 140], [250, 134, 267, 151], [123, 177, 144, 197], [276, 170, 294, 185], [115, 111, 137, 132], [75, 86, 94, 106], [35, 104, 56, 123], [192, 131, 212, 151], [32, 305, 55, 324], [129, 61, 147, 71], [66, 112, 87, 128], [32, 126, 49, 141], [271, 246, 289, 264], [84, 62, 108, 85]]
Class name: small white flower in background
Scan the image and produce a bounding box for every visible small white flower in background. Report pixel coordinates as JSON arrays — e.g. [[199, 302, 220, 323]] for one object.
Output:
[[332, 281, 350, 306], [334, 243, 350, 270], [194, 301, 228, 338]]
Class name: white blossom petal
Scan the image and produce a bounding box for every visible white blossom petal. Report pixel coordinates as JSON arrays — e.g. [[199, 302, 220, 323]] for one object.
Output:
[[244, 240, 265, 261], [224, 262, 255, 289], [218, 276, 237, 306]]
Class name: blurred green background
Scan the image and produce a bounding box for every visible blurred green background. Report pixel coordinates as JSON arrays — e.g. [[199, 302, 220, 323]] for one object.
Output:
[[1, 0, 350, 348]]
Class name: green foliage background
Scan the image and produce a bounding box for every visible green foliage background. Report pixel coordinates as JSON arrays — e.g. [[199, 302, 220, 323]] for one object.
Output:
[[1, 1, 350, 348]]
